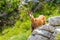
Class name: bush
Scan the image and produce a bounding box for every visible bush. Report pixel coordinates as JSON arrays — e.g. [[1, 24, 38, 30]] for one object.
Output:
[[0, 0, 20, 26]]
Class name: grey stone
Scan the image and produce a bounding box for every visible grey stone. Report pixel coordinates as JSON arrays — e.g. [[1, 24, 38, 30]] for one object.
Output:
[[50, 28, 60, 40], [28, 16, 60, 40], [53, 26, 60, 29], [32, 29, 52, 38], [27, 24, 54, 40], [48, 16, 60, 26], [38, 24, 55, 33], [28, 35, 49, 40]]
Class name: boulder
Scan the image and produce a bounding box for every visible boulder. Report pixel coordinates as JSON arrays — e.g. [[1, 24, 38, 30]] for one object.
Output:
[[28, 24, 54, 40], [28, 16, 60, 40], [50, 28, 60, 40], [38, 24, 55, 33], [48, 16, 60, 26], [28, 34, 49, 40], [32, 29, 52, 38]]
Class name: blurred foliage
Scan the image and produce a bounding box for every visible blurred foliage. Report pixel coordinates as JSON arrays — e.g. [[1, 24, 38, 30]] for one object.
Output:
[[0, 0, 60, 40], [0, 0, 20, 26], [55, 33, 60, 40]]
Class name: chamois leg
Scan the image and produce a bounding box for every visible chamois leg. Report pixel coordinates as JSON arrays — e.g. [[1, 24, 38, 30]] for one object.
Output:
[[31, 26, 34, 32], [43, 22, 45, 25]]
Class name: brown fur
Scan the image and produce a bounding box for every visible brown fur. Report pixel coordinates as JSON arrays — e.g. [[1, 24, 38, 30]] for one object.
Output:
[[28, 11, 46, 31]]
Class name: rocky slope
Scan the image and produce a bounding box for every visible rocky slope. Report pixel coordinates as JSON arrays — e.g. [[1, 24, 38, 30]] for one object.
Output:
[[28, 16, 60, 40]]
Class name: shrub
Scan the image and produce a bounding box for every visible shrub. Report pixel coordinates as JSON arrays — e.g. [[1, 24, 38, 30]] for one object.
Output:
[[0, 0, 20, 26]]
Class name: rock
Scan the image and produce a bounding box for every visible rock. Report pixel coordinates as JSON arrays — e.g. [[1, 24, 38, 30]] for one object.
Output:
[[32, 0, 39, 2], [32, 29, 52, 38], [53, 26, 60, 29], [38, 24, 55, 33], [48, 16, 60, 26], [28, 34, 49, 40], [50, 28, 60, 40], [27, 24, 54, 40], [28, 16, 60, 40]]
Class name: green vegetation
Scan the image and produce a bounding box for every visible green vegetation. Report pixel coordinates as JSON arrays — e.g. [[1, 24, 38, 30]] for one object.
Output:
[[0, 0, 60, 40], [55, 33, 60, 40]]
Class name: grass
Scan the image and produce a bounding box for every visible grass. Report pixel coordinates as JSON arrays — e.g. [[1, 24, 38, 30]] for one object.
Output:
[[0, 20, 31, 40]]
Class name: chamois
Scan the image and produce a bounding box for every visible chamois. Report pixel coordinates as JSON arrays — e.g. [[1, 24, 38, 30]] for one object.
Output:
[[28, 11, 46, 31]]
